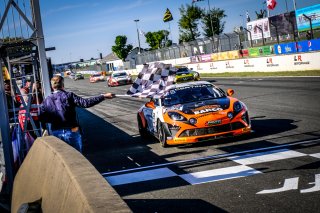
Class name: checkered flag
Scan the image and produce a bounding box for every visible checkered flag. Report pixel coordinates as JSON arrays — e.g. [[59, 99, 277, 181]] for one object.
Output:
[[127, 62, 177, 98]]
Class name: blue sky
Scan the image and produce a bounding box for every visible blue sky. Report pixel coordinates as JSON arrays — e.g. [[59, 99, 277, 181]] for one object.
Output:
[[38, 0, 319, 64]]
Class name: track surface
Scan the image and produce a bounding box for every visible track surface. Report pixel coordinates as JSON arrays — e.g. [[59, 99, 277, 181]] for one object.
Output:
[[64, 77, 320, 213]]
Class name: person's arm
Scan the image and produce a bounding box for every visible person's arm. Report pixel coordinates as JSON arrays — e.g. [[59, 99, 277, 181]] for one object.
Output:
[[70, 92, 114, 108]]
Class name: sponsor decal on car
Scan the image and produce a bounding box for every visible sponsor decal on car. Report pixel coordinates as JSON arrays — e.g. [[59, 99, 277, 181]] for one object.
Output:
[[192, 105, 223, 115], [205, 119, 222, 126]]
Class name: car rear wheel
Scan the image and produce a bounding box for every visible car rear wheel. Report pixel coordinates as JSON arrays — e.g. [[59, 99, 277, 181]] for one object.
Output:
[[137, 114, 148, 139], [157, 120, 168, 147]]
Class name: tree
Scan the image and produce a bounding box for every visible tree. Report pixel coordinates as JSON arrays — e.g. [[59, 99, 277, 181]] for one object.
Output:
[[178, 4, 203, 43], [111, 35, 133, 61], [145, 30, 171, 50], [201, 7, 227, 37]]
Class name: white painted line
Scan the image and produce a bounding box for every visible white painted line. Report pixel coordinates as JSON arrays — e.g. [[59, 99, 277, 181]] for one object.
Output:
[[310, 153, 320, 159], [105, 168, 177, 186], [101, 138, 320, 176], [257, 177, 299, 194], [180, 165, 261, 185], [301, 174, 320, 193], [229, 149, 307, 165]]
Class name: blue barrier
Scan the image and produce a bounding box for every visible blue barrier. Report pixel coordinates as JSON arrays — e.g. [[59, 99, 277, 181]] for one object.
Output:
[[296, 39, 320, 53], [274, 42, 297, 55], [274, 39, 320, 55]]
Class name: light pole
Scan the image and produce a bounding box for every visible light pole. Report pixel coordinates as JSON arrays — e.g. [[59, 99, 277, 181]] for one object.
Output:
[[134, 19, 141, 54], [207, 0, 215, 37], [193, 0, 215, 52]]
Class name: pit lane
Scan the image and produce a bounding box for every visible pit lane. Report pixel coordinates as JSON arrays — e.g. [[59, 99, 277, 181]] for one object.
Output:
[[64, 76, 320, 212]]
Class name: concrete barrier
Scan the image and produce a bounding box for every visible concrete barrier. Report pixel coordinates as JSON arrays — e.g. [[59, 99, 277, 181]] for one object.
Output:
[[12, 136, 131, 213]]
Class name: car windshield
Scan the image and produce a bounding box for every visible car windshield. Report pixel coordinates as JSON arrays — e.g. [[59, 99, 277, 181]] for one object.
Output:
[[176, 68, 190, 74], [113, 72, 127, 77], [162, 84, 225, 106], [92, 74, 101, 77]]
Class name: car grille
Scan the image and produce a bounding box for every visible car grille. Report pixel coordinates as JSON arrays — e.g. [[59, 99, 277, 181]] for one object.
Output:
[[179, 122, 245, 137]]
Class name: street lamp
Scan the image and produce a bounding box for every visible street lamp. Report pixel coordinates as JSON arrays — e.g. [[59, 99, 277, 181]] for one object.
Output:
[[134, 19, 141, 54]]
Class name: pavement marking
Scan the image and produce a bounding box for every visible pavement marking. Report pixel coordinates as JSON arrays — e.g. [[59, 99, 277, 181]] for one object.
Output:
[[180, 165, 261, 185], [257, 177, 299, 194], [229, 149, 307, 165], [105, 168, 177, 186], [309, 153, 320, 159], [301, 174, 320, 193], [101, 138, 320, 176]]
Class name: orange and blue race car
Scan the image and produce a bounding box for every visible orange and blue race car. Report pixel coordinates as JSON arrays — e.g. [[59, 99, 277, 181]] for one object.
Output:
[[137, 81, 251, 147]]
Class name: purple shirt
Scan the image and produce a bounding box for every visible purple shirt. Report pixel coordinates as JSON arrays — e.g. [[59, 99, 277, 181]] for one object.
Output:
[[39, 90, 104, 130]]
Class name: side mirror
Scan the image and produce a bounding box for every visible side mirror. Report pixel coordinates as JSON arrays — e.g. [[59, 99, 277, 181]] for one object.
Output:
[[227, 89, 234, 96], [145, 101, 156, 109]]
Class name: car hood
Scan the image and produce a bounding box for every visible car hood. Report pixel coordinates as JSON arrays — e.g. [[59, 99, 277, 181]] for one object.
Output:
[[165, 97, 230, 115]]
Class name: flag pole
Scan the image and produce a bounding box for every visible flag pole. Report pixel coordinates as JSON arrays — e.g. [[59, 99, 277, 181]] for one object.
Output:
[[168, 21, 173, 44]]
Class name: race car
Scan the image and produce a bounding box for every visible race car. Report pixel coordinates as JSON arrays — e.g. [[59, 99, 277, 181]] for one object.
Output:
[[174, 66, 200, 83], [69, 72, 84, 80], [89, 73, 105, 83], [137, 81, 251, 147], [107, 71, 132, 87]]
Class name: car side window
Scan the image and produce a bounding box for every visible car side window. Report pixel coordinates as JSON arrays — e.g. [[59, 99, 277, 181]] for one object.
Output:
[[151, 98, 159, 106]]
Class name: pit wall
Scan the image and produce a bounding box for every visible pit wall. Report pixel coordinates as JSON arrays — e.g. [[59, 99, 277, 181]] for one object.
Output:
[[12, 136, 131, 213]]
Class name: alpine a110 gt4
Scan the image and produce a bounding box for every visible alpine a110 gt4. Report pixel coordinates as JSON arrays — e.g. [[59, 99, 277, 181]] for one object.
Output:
[[174, 66, 200, 83], [107, 71, 132, 87], [137, 81, 251, 147]]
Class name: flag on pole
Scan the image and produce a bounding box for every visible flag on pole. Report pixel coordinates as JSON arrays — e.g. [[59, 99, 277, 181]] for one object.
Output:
[[246, 11, 251, 22], [267, 0, 277, 10], [139, 29, 145, 36], [127, 62, 177, 98], [163, 8, 173, 22]]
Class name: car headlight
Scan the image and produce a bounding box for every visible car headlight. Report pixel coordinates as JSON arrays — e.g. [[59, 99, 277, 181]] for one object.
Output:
[[168, 112, 187, 121], [189, 118, 197, 125], [233, 101, 243, 113]]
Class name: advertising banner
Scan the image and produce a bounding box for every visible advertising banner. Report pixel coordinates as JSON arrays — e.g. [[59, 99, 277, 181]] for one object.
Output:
[[296, 39, 320, 53], [296, 4, 320, 32], [200, 54, 213, 62], [240, 49, 249, 57], [211, 50, 240, 61], [248, 46, 274, 57], [274, 42, 297, 54], [269, 11, 297, 36], [246, 18, 271, 40]]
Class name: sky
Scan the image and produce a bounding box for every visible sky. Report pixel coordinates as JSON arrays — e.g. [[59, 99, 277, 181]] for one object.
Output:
[[36, 0, 320, 64]]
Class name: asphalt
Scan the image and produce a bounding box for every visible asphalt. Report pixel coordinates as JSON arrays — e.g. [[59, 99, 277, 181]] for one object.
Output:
[[64, 76, 320, 213]]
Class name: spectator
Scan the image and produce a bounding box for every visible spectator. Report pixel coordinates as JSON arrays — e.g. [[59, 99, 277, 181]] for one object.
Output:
[[39, 76, 115, 153], [19, 77, 43, 139], [306, 31, 311, 40], [4, 80, 20, 121]]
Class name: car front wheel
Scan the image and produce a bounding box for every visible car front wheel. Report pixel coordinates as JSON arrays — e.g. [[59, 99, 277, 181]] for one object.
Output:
[[157, 120, 168, 147]]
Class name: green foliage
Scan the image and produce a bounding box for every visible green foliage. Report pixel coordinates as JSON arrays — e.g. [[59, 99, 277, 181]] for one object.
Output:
[[145, 30, 171, 50], [201, 8, 227, 37], [178, 4, 203, 43], [111, 35, 133, 61]]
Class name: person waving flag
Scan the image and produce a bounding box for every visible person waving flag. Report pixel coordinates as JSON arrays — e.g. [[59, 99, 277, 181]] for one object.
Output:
[[163, 8, 173, 22]]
